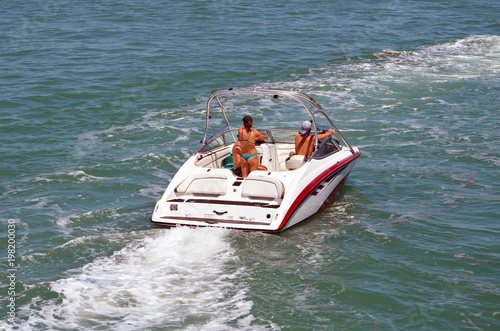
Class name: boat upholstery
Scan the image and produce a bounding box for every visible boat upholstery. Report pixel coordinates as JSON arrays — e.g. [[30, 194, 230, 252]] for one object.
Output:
[[278, 150, 294, 170], [174, 172, 228, 196], [285, 155, 306, 170], [241, 175, 284, 200], [195, 147, 232, 168]]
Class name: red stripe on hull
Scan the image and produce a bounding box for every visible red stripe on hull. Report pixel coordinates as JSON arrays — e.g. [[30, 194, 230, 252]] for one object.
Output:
[[277, 151, 360, 231], [317, 173, 349, 212]]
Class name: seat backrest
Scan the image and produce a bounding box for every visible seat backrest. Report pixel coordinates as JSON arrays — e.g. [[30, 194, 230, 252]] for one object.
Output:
[[241, 176, 284, 200], [175, 172, 228, 196], [285, 155, 306, 170]]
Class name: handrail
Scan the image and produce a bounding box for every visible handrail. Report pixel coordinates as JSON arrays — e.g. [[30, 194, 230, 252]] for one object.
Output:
[[312, 110, 355, 154]]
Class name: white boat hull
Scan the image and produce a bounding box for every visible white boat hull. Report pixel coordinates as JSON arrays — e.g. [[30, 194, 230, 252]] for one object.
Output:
[[151, 146, 359, 233]]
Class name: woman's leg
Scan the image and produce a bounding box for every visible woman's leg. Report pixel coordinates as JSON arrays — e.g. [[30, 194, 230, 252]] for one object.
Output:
[[247, 155, 259, 174], [241, 158, 250, 177], [232, 142, 242, 170]]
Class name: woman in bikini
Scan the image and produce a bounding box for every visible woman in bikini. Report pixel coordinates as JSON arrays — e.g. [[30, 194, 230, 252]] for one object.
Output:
[[238, 115, 268, 177]]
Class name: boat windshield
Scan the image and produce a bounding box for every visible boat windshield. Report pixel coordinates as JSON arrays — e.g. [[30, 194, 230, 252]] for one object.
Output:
[[198, 128, 238, 153]]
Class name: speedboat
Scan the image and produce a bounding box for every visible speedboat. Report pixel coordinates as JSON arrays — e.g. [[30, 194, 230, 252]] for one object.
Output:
[[151, 88, 360, 233]]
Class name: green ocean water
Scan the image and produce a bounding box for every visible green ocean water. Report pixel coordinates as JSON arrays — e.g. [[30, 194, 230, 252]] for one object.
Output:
[[1, 0, 499, 329]]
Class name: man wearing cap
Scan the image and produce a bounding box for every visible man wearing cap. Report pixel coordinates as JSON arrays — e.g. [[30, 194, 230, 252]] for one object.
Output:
[[291, 121, 335, 158], [238, 115, 268, 177]]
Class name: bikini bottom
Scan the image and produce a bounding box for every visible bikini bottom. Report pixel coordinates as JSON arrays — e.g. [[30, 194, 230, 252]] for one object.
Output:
[[241, 153, 258, 161]]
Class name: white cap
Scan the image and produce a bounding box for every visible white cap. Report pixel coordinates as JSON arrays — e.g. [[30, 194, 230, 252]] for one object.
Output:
[[300, 121, 311, 135]]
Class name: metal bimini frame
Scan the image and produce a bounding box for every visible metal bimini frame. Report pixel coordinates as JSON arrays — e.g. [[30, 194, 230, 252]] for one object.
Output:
[[201, 88, 355, 154]]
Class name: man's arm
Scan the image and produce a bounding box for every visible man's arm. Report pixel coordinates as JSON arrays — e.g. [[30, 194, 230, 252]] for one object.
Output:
[[317, 130, 335, 140]]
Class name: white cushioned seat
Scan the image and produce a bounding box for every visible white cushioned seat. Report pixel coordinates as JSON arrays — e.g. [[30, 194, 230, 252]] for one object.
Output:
[[241, 176, 284, 200], [175, 172, 228, 196], [285, 155, 306, 170]]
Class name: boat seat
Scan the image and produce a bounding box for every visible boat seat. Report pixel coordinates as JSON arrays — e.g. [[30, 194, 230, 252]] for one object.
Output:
[[285, 155, 306, 170], [241, 176, 284, 200], [277, 151, 292, 171], [174, 172, 228, 196]]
